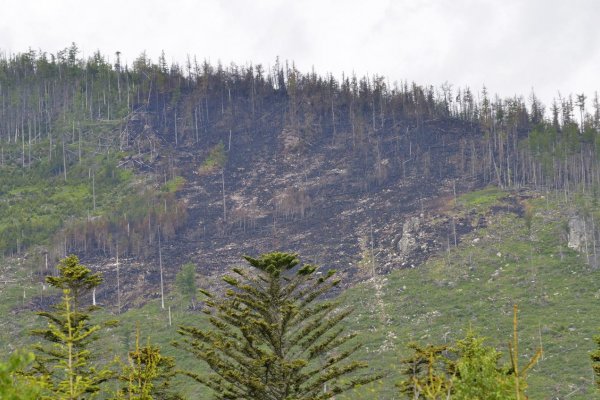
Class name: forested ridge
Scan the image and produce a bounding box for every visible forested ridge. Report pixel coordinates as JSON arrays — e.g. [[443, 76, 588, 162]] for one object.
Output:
[[1, 45, 600, 399], [1, 44, 600, 259]]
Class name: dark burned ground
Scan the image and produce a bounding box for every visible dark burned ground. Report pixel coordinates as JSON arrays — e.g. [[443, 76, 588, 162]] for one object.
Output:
[[82, 118, 491, 309]]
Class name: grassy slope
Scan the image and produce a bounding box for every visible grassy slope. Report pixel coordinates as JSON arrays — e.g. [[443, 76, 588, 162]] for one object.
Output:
[[91, 187, 600, 399], [1, 187, 599, 399], [338, 187, 600, 399], [93, 299, 211, 399]]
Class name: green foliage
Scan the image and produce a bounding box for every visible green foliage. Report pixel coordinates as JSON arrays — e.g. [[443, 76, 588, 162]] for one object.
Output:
[[162, 176, 186, 193], [339, 189, 600, 399], [0, 148, 134, 255], [175, 263, 197, 309], [397, 319, 538, 400], [2, 44, 600, 397], [27, 256, 113, 399], [528, 124, 557, 156], [62, 180, 187, 259], [452, 330, 515, 400], [175, 252, 381, 399], [0, 351, 41, 400], [198, 143, 226, 174], [592, 334, 600, 390], [31, 289, 113, 399], [114, 327, 181, 400], [396, 343, 453, 399], [0, 75, 187, 257], [46, 255, 103, 310], [457, 186, 506, 210]]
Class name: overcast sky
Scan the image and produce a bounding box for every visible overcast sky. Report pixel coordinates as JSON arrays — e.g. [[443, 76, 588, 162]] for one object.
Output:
[[2, 0, 599, 108]]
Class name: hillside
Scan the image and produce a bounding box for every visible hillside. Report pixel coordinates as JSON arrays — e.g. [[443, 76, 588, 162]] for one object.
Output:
[[0, 46, 599, 398], [339, 188, 600, 399], [0, 46, 499, 303], [3, 187, 597, 399]]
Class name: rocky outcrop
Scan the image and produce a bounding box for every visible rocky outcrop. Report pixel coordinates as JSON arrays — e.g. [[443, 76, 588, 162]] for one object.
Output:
[[568, 215, 587, 251], [567, 213, 600, 269], [397, 216, 421, 255]]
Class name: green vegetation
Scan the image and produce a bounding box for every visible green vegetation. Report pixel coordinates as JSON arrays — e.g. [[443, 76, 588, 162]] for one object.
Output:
[[451, 329, 516, 399], [95, 299, 211, 399], [0, 253, 381, 399], [0, 148, 131, 255], [0, 45, 192, 258], [174, 252, 380, 399], [457, 186, 507, 211], [0, 217, 599, 398], [114, 327, 182, 400], [175, 263, 198, 309], [1, 45, 600, 260], [0, 351, 40, 400], [2, 45, 600, 397], [0, 132, 186, 259], [397, 342, 453, 399], [337, 188, 600, 399], [27, 255, 113, 399], [197, 143, 226, 175], [394, 308, 540, 400], [18, 256, 184, 399], [162, 176, 186, 193], [44, 255, 103, 309]]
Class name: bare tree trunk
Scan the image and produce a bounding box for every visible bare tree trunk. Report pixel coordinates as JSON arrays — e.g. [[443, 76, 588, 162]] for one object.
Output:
[[453, 217, 457, 247], [584, 218, 590, 265], [116, 244, 121, 314], [174, 110, 178, 146], [62, 135, 67, 181], [194, 107, 199, 143], [592, 214, 598, 269], [21, 126, 25, 168], [222, 169, 227, 223], [92, 171, 96, 210], [159, 230, 165, 310]]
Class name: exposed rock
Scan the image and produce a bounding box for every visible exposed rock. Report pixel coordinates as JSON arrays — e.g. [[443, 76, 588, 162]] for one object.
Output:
[[568, 215, 587, 251], [397, 216, 421, 255], [566, 214, 600, 268]]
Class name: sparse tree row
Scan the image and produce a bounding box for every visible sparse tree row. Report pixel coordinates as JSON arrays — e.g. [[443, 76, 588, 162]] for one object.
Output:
[[0, 253, 598, 399], [2, 46, 599, 189], [59, 186, 188, 259]]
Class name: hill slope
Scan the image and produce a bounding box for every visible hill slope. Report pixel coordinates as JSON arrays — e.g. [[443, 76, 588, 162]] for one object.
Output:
[[0, 47, 600, 398], [338, 188, 600, 399]]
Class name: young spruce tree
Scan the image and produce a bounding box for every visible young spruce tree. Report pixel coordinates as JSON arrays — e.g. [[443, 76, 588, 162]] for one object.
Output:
[[451, 329, 515, 400], [397, 305, 540, 400], [175, 252, 380, 399], [396, 343, 453, 400], [176, 262, 198, 310], [28, 255, 113, 399], [114, 326, 182, 400]]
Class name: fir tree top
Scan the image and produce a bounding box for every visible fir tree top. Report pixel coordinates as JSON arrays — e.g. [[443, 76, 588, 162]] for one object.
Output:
[[46, 255, 102, 307]]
